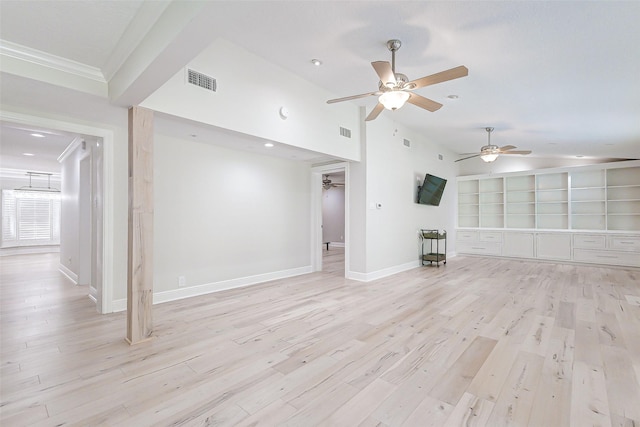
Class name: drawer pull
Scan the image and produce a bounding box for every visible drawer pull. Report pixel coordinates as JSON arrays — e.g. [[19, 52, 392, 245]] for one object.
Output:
[[583, 240, 596, 243], [618, 241, 635, 245], [600, 255, 619, 259]]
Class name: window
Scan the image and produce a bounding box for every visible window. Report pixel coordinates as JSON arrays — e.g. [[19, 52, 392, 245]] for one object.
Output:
[[1, 190, 61, 248]]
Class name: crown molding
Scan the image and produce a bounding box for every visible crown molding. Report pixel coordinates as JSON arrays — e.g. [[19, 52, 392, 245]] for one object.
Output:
[[0, 39, 107, 83]]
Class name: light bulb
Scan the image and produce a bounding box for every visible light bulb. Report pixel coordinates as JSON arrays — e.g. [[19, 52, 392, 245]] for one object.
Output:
[[379, 91, 410, 110]]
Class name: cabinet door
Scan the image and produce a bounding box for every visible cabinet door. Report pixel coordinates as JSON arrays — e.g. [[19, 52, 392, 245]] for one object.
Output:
[[536, 233, 572, 260], [503, 232, 535, 258]]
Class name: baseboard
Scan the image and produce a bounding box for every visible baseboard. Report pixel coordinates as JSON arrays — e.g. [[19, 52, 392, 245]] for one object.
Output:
[[110, 265, 313, 313], [347, 260, 420, 282], [0, 246, 60, 256], [58, 263, 78, 284], [329, 242, 345, 248]]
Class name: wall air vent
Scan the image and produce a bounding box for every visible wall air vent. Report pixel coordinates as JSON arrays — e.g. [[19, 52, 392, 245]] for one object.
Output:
[[187, 69, 216, 92], [403, 139, 411, 148], [339, 127, 352, 138]]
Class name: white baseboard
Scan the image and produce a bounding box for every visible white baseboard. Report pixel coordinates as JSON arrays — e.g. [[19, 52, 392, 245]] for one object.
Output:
[[110, 265, 313, 313], [347, 260, 420, 282], [58, 263, 78, 284], [329, 242, 345, 248], [0, 246, 60, 256]]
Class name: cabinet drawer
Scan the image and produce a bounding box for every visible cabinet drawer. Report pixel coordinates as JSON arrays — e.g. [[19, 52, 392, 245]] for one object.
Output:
[[573, 234, 606, 249], [457, 241, 501, 256], [574, 249, 640, 267], [609, 236, 640, 252], [480, 231, 503, 242], [457, 231, 479, 242]]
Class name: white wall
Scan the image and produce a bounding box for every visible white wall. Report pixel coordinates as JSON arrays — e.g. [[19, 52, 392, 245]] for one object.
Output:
[[59, 145, 82, 278], [141, 38, 362, 162], [153, 133, 311, 294], [362, 114, 459, 275], [322, 186, 345, 244]]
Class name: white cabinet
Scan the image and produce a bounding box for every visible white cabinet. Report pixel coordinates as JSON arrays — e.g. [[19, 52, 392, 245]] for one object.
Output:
[[456, 161, 640, 267], [609, 236, 640, 252], [573, 234, 606, 249], [456, 229, 640, 267], [456, 230, 502, 255], [573, 249, 640, 267], [503, 232, 535, 258], [536, 233, 572, 261]]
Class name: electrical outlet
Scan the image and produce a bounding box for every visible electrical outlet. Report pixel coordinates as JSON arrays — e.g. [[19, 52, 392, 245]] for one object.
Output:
[[178, 276, 186, 287]]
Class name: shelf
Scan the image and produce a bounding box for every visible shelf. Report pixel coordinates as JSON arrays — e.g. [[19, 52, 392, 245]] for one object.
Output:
[[457, 162, 639, 232]]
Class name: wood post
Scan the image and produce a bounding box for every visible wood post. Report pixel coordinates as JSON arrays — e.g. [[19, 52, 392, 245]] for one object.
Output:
[[126, 106, 154, 345]]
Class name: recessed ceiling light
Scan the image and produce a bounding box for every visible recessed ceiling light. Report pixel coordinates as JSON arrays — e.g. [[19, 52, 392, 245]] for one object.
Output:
[[264, 143, 274, 148], [446, 95, 459, 100], [311, 59, 322, 66], [23, 153, 35, 156], [31, 133, 45, 138]]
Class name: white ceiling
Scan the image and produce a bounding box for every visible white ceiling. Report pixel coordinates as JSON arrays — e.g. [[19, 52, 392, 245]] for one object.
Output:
[[1, 0, 639, 166]]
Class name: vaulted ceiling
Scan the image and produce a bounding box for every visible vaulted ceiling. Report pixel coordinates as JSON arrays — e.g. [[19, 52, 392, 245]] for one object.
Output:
[[1, 0, 639, 169]]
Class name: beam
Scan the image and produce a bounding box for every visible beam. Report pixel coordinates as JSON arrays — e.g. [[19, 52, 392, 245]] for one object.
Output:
[[126, 106, 154, 345]]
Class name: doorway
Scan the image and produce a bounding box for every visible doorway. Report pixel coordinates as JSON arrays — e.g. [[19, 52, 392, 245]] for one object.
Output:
[[311, 163, 349, 276], [0, 110, 114, 313]]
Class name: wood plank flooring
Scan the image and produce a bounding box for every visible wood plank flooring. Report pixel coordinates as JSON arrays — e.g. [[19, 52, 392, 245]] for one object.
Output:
[[1, 250, 639, 426]]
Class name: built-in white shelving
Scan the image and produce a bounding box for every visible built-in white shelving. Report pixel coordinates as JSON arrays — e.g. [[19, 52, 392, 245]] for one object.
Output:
[[606, 167, 640, 231], [457, 161, 640, 232], [456, 161, 640, 268]]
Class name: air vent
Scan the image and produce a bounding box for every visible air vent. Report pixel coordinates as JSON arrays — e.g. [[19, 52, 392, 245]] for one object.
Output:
[[403, 138, 411, 147], [187, 69, 216, 92], [339, 127, 352, 138]]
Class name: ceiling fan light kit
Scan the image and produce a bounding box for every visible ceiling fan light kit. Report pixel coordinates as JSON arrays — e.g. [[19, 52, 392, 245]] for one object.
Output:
[[379, 90, 410, 110], [326, 39, 468, 121], [456, 127, 532, 163]]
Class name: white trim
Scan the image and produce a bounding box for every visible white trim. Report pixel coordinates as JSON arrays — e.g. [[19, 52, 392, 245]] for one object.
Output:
[[0, 39, 106, 83], [111, 265, 313, 312], [1, 110, 115, 314], [347, 260, 420, 282], [328, 242, 345, 248], [57, 137, 85, 163], [59, 263, 78, 284]]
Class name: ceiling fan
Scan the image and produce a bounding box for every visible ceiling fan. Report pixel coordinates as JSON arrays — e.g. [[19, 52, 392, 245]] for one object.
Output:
[[326, 39, 468, 121], [455, 127, 532, 163], [323, 175, 344, 189]]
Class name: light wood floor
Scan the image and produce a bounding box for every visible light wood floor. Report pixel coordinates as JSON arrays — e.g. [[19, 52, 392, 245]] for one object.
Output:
[[1, 251, 639, 426]]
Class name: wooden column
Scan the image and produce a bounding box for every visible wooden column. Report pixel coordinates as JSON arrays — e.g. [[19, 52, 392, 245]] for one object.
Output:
[[126, 106, 154, 345]]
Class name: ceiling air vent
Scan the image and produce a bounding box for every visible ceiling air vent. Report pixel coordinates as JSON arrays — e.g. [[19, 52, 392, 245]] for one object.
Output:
[[339, 127, 352, 138], [187, 69, 216, 92], [403, 138, 411, 148]]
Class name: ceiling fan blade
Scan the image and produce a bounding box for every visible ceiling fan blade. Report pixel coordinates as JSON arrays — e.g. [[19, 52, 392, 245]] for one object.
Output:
[[372, 61, 396, 87], [454, 153, 482, 162], [407, 93, 443, 112], [365, 103, 385, 121], [408, 65, 469, 89], [327, 91, 380, 104], [502, 150, 532, 155], [499, 145, 517, 151]]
